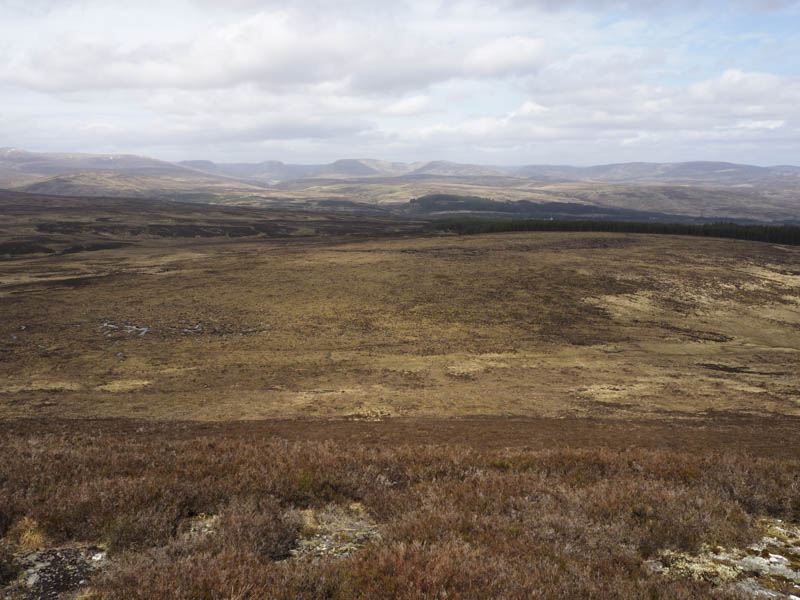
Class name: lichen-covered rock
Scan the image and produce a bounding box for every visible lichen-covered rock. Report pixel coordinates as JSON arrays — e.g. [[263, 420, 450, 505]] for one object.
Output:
[[177, 513, 219, 542], [2, 545, 107, 600], [648, 519, 800, 598], [289, 502, 380, 559]]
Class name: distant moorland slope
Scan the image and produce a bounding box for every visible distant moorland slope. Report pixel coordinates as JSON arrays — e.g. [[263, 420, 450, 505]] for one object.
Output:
[[2, 148, 799, 222]]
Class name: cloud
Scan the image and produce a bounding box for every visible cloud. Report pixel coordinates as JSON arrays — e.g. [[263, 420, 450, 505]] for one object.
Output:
[[391, 67, 798, 155], [512, 101, 549, 117], [2, 12, 356, 91], [734, 119, 786, 129], [383, 96, 434, 116], [0, 9, 552, 94], [0, 0, 64, 16], [464, 37, 547, 76], [688, 69, 788, 103], [501, 0, 800, 12], [1, 0, 799, 164]]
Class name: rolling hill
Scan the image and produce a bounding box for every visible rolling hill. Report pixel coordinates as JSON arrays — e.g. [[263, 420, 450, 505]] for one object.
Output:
[[13, 170, 276, 204], [512, 160, 800, 187], [0, 147, 200, 178], [3, 149, 799, 223]]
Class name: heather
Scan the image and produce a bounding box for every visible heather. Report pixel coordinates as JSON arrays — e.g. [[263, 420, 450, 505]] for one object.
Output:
[[2, 422, 797, 598]]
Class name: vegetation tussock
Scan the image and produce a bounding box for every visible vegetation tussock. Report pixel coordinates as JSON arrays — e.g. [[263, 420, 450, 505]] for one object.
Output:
[[1, 425, 798, 598]]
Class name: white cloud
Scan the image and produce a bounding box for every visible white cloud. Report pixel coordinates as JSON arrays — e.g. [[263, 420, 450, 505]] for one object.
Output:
[[383, 96, 434, 116], [688, 69, 786, 103], [1, 1, 799, 164], [734, 120, 786, 129], [464, 36, 546, 76], [512, 101, 550, 117]]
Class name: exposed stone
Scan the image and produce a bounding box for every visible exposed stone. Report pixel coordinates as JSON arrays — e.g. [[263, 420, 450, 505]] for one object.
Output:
[[2, 545, 107, 600], [177, 513, 219, 542], [648, 519, 800, 598], [289, 502, 380, 560]]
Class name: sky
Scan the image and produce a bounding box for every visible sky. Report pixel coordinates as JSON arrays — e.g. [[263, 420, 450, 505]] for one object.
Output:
[[1, 0, 799, 165]]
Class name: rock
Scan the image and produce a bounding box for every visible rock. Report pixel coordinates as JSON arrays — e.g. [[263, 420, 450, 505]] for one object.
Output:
[[177, 513, 219, 542], [288, 503, 380, 560], [2, 544, 108, 600], [648, 518, 800, 598]]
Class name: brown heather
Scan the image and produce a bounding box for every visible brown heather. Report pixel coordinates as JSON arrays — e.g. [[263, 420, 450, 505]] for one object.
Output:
[[0, 543, 20, 587], [1, 422, 797, 598]]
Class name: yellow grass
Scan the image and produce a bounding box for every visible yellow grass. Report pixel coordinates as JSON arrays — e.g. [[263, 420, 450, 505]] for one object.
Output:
[[2, 230, 798, 421]]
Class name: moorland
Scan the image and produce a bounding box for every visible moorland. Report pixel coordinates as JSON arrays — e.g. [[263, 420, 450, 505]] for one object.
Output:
[[4, 148, 800, 223], [1, 187, 799, 599]]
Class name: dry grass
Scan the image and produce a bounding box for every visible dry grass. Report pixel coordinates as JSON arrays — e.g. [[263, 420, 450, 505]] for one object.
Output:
[[2, 227, 798, 421], [6, 517, 46, 551]]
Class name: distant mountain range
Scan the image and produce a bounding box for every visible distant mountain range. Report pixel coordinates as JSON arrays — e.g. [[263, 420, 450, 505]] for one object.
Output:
[[5, 147, 798, 185], [179, 156, 800, 186], [2, 148, 799, 223]]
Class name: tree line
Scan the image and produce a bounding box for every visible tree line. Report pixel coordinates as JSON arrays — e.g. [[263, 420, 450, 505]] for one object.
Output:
[[426, 217, 800, 246]]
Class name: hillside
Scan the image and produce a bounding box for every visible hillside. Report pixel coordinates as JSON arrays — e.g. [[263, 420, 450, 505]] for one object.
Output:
[[179, 158, 412, 181], [2, 190, 798, 421], [0, 147, 200, 178], [2, 191, 800, 600], [513, 160, 800, 186], [4, 149, 800, 223], [14, 170, 276, 204], [0, 190, 419, 257]]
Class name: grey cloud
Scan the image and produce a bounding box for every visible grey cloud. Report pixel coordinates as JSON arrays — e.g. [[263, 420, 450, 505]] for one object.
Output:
[[185, 118, 372, 143], [502, 0, 799, 11], [0, 13, 549, 95], [86, 115, 373, 152], [2, 0, 799, 164], [0, 0, 66, 16], [392, 68, 800, 155], [187, 0, 413, 17]]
